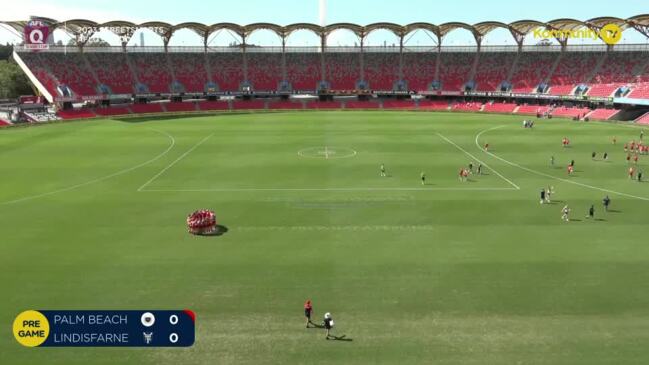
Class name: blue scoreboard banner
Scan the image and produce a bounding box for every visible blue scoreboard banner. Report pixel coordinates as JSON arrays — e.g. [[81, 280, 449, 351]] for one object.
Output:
[[13, 310, 195, 347]]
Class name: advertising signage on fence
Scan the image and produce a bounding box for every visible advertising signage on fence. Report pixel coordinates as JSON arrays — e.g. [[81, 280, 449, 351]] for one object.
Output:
[[81, 95, 108, 101], [54, 96, 78, 102], [23, 20, 50, 50], [440, 91, 463, 96]]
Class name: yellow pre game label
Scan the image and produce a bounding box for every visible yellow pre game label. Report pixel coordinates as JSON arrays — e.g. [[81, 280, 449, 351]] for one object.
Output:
[[13, 310, 50, 347]]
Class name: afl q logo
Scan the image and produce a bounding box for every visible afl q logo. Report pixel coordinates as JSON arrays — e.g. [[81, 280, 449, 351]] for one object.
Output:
[[24, 20, 50, 50]]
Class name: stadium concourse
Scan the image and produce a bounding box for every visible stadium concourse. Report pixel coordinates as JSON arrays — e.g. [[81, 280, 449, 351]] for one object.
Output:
[[2, 16, 649, 124]]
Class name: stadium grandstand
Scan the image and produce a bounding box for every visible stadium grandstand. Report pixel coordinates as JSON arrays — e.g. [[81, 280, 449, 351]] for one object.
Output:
[[1, 15, 649, 122]]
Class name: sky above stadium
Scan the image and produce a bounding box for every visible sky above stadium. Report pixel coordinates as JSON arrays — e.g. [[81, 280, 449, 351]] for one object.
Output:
[[1, 0, 648, 46]]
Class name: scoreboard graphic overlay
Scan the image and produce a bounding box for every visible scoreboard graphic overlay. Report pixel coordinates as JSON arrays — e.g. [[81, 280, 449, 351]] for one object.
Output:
[[13, 310, 195, 347]]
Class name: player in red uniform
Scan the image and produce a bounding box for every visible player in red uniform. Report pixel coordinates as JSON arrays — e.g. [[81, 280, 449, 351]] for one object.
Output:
[[626, 153, 631, 163], [304, 300, 313, 328], [634, 154, 639, 164], [567, 165, 574, 175]]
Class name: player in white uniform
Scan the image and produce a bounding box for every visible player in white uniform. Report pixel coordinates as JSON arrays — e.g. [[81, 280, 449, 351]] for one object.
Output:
[[561, 205, 570, 222]]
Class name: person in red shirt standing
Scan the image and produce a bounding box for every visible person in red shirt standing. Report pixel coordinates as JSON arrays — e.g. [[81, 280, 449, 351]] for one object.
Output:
[[304, 300, 313, 328], [634, 154, 639, 164], [567, 165, 574, 175]]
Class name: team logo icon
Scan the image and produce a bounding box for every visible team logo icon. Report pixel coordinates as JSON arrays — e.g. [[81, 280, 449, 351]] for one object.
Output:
[[600, 23, 622, 45], [141, 312, 155, 327], [23, 20, 50, 50]]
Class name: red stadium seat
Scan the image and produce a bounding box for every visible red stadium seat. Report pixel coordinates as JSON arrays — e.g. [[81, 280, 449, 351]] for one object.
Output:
[[168, 53, 208, 93], [208, 53, 244, 92], [474, 53, 516, 91], [586, 108, 620, 120], [94, 107, 131, 116], [382, 100, 417, 110], [325, 53, 360, 90], [439, 53, 475, 91], [548, 52, 602, 95], [402, 53, 436, 91], [516, 105, 551, 115], [165, 102, 197, 112], [268, 101, 303, 110], [509, 53, 556, 93], [482, 102, 517, 113], [305, 101, 342, 109], [131, 103, 165, 114], [551, 106, 590, 119], [418, 100, 449, 111], [130, 53, 173, 93], [86, 52, 135, 94], [635, 112, 649, 125], [232, 100, 265, 110], [363, 53, 400, 90], [198, 101, 230, 111], [57, 109, 96, 119], [247, 53, 283, 91], [286, 53, 321, 91], [345, 101, 380, 109]]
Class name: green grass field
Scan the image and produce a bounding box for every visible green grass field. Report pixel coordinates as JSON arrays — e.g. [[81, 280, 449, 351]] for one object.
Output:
[[1, 111, 649, 364]]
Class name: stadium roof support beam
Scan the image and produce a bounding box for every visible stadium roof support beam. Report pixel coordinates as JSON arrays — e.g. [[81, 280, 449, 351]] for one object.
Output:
[[173, 22, 210, 49], [508, 20, 547, 50], [627, 14, 649, 39], [473, 21, 514, 49], [438, 22, 482, 49], [6, 15, 649, 49], [586, 17, 629, 50], [139, 22, 173, 50], [547, 18, 588, 49], [101, 21, 137, 50], [56, 19, 98, 48]]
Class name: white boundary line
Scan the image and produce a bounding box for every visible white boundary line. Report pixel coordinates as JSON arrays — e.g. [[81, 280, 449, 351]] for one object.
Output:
[[1, 129, 176, 205], [137, 133, 214, 192], [435, 132, 521, 190], [140, 187, 517, 192], [475, 125, 649, 201]]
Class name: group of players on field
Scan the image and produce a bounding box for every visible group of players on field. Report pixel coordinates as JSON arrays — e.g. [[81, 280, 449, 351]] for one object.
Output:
[[379, 162, 483, 185], [551, 129, 644, 222], [377, 123, 643, 224]]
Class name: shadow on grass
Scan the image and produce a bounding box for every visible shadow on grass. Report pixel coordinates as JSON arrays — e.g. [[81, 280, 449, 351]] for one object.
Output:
[[116, 115, 197, 123], [115, 111, 267, 124], [607, 209, 622, 213], [198, 225, 229, 237], [327, 335, 353, 342], [308, 322, 324, 329]]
